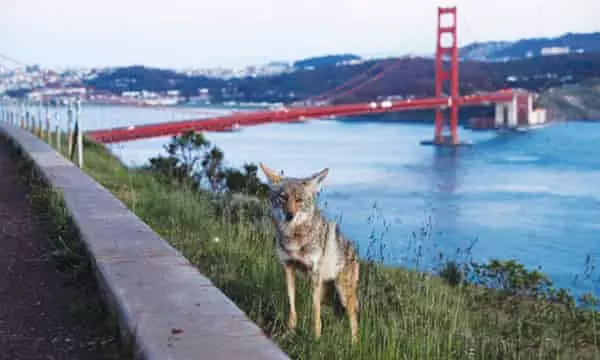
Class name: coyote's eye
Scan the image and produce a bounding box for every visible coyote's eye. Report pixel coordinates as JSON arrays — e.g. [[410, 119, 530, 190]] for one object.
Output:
[[295, 197, 303, 204]]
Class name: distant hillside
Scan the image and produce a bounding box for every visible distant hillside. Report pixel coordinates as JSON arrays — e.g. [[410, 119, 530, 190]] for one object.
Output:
[[293, 54, 361, 69], [83, 53, 600, 104], [87, 65, 223, 94], [460, 32, 600, 61]]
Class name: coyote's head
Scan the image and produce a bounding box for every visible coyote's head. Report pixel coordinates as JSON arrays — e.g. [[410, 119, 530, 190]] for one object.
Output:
[[259, 163, 329, 227]]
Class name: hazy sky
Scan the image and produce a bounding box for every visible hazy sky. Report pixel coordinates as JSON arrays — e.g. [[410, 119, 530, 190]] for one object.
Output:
[[1, 0, 598, 69]]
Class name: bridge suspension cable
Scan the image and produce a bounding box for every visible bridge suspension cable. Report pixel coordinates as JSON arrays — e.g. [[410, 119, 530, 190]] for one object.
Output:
[[307, 62, 385, 101], [324, 62, 397, 101], [307, 15, 433, 103], [0, 53, 28, 67]]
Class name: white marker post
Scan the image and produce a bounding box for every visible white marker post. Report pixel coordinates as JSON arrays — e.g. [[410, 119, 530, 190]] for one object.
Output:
[[7, 100, 12, 125], [10, 100, 14, 125], [24, 100, 30, 131], [38, 101, 44, 135], [56, 125, 62, 153], [10, 100, 15, 125], [29, 100, 34, 133], [67, 99, 74, 159], [75, 98, 83, 168], [37, 102, 43, 137], [54, 101, 62, 150], [13, 100, 17, 126], [28, 101, 33, 131], [19, 101, 25, 129], [45, 102, 51, 141], [31, 101, 37, 135]]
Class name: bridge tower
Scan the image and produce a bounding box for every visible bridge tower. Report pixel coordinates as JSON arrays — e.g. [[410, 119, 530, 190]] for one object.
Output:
[[434, 6, 460, 145]]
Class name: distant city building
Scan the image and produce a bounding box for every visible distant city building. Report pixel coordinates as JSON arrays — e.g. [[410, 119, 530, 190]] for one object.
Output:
[[179, 61, 292, 80], [26, 86, 86, 101], [540, 47, 570, 56], [122, 91, 141, 98]]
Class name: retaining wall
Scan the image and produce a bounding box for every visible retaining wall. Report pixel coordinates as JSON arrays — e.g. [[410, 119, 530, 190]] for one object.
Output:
[[0, 123, 289, 360]]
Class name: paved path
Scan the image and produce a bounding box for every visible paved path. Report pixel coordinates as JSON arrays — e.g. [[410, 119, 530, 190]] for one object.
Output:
[[0, 137, 123, 360]]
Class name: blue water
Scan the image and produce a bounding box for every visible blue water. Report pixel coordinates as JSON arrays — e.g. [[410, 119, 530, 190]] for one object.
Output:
[[80, 105, 600, 297]]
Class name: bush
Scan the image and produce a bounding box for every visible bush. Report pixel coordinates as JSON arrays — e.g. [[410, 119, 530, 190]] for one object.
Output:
[[146, 131, 269, 198]]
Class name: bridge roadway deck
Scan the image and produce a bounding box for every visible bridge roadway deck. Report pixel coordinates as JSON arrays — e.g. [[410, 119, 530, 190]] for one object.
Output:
[[87, 92, 516, 144], [0, 136, 123, 359]]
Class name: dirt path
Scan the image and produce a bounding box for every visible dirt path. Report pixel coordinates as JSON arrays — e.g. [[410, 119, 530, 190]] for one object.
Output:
[[0, 137, 123, 360]]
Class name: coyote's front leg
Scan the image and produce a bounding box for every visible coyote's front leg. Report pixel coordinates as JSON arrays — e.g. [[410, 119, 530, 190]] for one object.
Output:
[[284, 263, 297, 330], [312, 274, 323, 339]]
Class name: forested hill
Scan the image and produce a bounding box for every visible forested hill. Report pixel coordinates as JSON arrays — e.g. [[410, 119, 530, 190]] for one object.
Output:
[[85, 53, 600, 104], [460, 32, 600, 61], [293, 54, 361, 69]]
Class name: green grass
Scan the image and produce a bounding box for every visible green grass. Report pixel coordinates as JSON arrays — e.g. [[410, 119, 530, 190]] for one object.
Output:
[[33, 129, 600, 359], [31, 186, 134, 359]]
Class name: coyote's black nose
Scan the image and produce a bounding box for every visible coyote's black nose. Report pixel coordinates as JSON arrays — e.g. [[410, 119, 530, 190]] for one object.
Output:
[[285, 213, 294, 221]]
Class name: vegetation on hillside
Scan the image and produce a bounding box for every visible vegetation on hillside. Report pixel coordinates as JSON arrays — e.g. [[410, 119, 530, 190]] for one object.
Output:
[[538, 78, 600, 120], [32, 129, 600, 359], [145, 131, 269, 197], [460, 32, 600, 61], [293, 54, 362, 69]]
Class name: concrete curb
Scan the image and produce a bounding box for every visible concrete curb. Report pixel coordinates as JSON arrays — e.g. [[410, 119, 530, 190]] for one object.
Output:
[[0, 124, 290, 360]]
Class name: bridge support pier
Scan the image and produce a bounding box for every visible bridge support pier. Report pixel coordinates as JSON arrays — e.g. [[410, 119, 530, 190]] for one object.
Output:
[[493, 94, 520, 129]]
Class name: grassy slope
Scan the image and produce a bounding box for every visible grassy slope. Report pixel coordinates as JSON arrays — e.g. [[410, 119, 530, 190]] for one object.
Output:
[[59, 138, 600, 359]]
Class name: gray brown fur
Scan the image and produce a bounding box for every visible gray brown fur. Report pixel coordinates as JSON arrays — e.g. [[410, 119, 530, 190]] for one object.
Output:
[[260, 163, 360, 342]]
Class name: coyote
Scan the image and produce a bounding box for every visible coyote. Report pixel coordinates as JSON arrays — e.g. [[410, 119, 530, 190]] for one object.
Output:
[[259, 163, 360, 342]]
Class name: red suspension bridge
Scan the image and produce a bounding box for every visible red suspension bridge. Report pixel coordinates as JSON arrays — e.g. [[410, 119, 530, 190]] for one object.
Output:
[[87, 7, 548, 146]]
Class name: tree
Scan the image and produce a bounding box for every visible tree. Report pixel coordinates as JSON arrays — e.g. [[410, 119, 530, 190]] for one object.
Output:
[[146, 131, 269, 198], [224, 163, 269, 198], [147, 131, 210, 187], [201, 146, 226, 192]]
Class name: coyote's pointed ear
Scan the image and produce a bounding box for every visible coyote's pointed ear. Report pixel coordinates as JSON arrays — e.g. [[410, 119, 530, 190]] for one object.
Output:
[[259, 162, 282, 185], [304, 168, 329, 193]]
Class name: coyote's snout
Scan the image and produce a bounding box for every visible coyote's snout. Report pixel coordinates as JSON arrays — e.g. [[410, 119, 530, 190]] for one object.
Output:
[[260, 163, 360, 342]]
